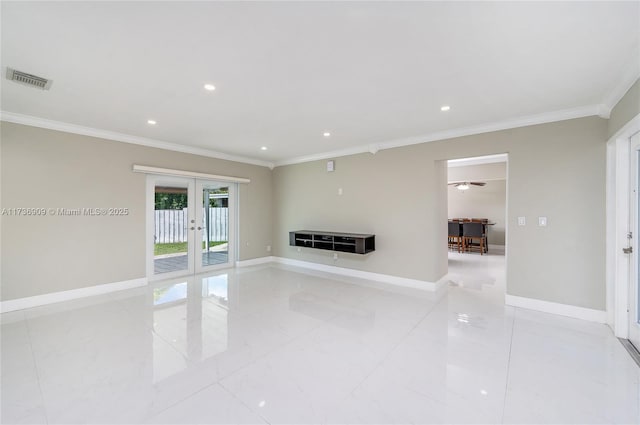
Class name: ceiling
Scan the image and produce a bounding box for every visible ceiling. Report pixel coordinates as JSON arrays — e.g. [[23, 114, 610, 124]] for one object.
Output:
[[1, 1, 639, 168]]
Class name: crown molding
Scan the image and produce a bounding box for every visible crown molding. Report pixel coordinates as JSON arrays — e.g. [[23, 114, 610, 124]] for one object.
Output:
[[1, 102, 609, 171], [0, 111, 275, 169], [274, 144, 373, 167], [273, 104, 604, 167], [601, 57, 640, 114]]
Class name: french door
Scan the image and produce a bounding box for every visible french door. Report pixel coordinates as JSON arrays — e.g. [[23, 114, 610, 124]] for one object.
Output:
[[147, 175, 236, 280], [629, 132, 640, 349]]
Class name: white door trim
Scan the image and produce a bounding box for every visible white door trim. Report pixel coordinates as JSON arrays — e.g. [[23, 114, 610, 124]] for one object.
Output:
[[194, 181, 237, 274], [630, 133, 640, 347], [133, 164, 250, 184], [606, 113, 640, 338]]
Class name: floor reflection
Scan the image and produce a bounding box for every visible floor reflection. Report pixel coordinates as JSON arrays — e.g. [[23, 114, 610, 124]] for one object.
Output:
[[151, 274, 230, 383]]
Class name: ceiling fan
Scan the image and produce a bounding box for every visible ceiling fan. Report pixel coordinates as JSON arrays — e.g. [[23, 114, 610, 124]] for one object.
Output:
[[448, 181, 486, 191]]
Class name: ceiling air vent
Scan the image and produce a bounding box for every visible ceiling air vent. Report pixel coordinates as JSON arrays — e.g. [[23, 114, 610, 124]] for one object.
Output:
[[6, 67, 53, 90]]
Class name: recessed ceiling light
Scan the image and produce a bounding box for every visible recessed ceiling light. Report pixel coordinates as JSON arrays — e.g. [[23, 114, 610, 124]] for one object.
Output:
[[204, 84, 216, 91], [147, 119, 157, 125], [261, 146, 268, 151], [323, 132, 331, 137], [440, 105, 451, 112]]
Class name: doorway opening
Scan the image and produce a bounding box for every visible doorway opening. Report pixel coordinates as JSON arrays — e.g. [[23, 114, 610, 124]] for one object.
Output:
[[147, 175, 236, 281], [446, 153, 508, 293]]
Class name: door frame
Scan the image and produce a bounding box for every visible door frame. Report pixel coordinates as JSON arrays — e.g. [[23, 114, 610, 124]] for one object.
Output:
[[194, 180, 237, 275], [606, 112, 640, 338], [629, 133, 640, 347], [146, 175, 238, 281], [146, 175, 196, 281]]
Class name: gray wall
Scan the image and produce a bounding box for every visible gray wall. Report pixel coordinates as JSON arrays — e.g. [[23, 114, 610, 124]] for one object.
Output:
[[608, 78, 640, 138], [274, 116, 607, 310], [272, 149, 448, 283], [1, 122, 273, 301], [448, 162, 507, 182], [1, 115, 610, 311]]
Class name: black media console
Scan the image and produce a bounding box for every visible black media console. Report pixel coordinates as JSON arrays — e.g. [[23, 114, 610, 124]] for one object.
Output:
[[289, 230, 375, 254]]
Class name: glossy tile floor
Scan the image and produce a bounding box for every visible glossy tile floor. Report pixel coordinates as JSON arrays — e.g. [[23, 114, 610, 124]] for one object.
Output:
[[2, 251, 639, 424]]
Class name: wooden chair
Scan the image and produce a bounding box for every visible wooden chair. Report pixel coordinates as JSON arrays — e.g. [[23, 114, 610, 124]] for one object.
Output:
[[462, 222, 486, 255], [448, 222, 463, 252]]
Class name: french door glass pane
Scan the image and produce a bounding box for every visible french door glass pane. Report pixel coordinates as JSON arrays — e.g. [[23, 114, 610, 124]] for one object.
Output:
[[201, 184, 229, 268], [154, 184, 190, 275]]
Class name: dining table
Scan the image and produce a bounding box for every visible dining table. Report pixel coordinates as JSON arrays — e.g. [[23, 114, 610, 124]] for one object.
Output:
[[448, 219, 495, 253]]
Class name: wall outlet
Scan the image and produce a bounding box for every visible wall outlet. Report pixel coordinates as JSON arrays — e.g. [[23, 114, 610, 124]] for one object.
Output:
[[266, 245, 271, 252], [518, 217, 526, 226], [538, 217, 547, 227], [338, 187, 343, 196], [297, 247, 301, 252], [333, 253, 338, 260]]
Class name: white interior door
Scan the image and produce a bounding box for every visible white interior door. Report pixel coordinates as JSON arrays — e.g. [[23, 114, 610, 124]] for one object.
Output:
[[629, 132, 640, 349], [148, 176, 235, 280]]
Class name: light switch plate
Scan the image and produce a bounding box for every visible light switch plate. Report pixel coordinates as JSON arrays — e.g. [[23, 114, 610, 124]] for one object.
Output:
[[538, 217, 547, 226], [518, 216, 526, 226]]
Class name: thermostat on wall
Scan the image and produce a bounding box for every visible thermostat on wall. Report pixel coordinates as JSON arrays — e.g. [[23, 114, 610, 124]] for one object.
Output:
[[327, 160, 335, 172]]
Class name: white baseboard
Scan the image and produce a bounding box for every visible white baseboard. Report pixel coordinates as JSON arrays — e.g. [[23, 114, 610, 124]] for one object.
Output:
[[0, 277, 148, 313], [235, 256, 275, 267], [505, 294, 607, 323], [271, 256, 446, 292]]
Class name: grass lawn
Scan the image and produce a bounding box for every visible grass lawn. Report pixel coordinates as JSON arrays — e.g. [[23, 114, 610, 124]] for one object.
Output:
[[155, 241, 227, 255]]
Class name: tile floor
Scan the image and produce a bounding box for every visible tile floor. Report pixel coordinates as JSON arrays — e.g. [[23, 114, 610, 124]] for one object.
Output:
[[2, 251, 639, 424]]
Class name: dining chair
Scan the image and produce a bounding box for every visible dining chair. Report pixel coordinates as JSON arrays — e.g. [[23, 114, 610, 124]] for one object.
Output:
[[462, 222, 486, 255], [448, 221, 464, 253]]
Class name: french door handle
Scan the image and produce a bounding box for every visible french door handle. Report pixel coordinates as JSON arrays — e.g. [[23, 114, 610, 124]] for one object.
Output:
[[197, 226, 202, 230], [623, 246, 633, 254], [190, 226, 195, 230]]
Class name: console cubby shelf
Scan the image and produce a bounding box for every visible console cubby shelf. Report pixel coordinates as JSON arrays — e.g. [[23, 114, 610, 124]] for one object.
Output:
[[289, 230, 375, 254]]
